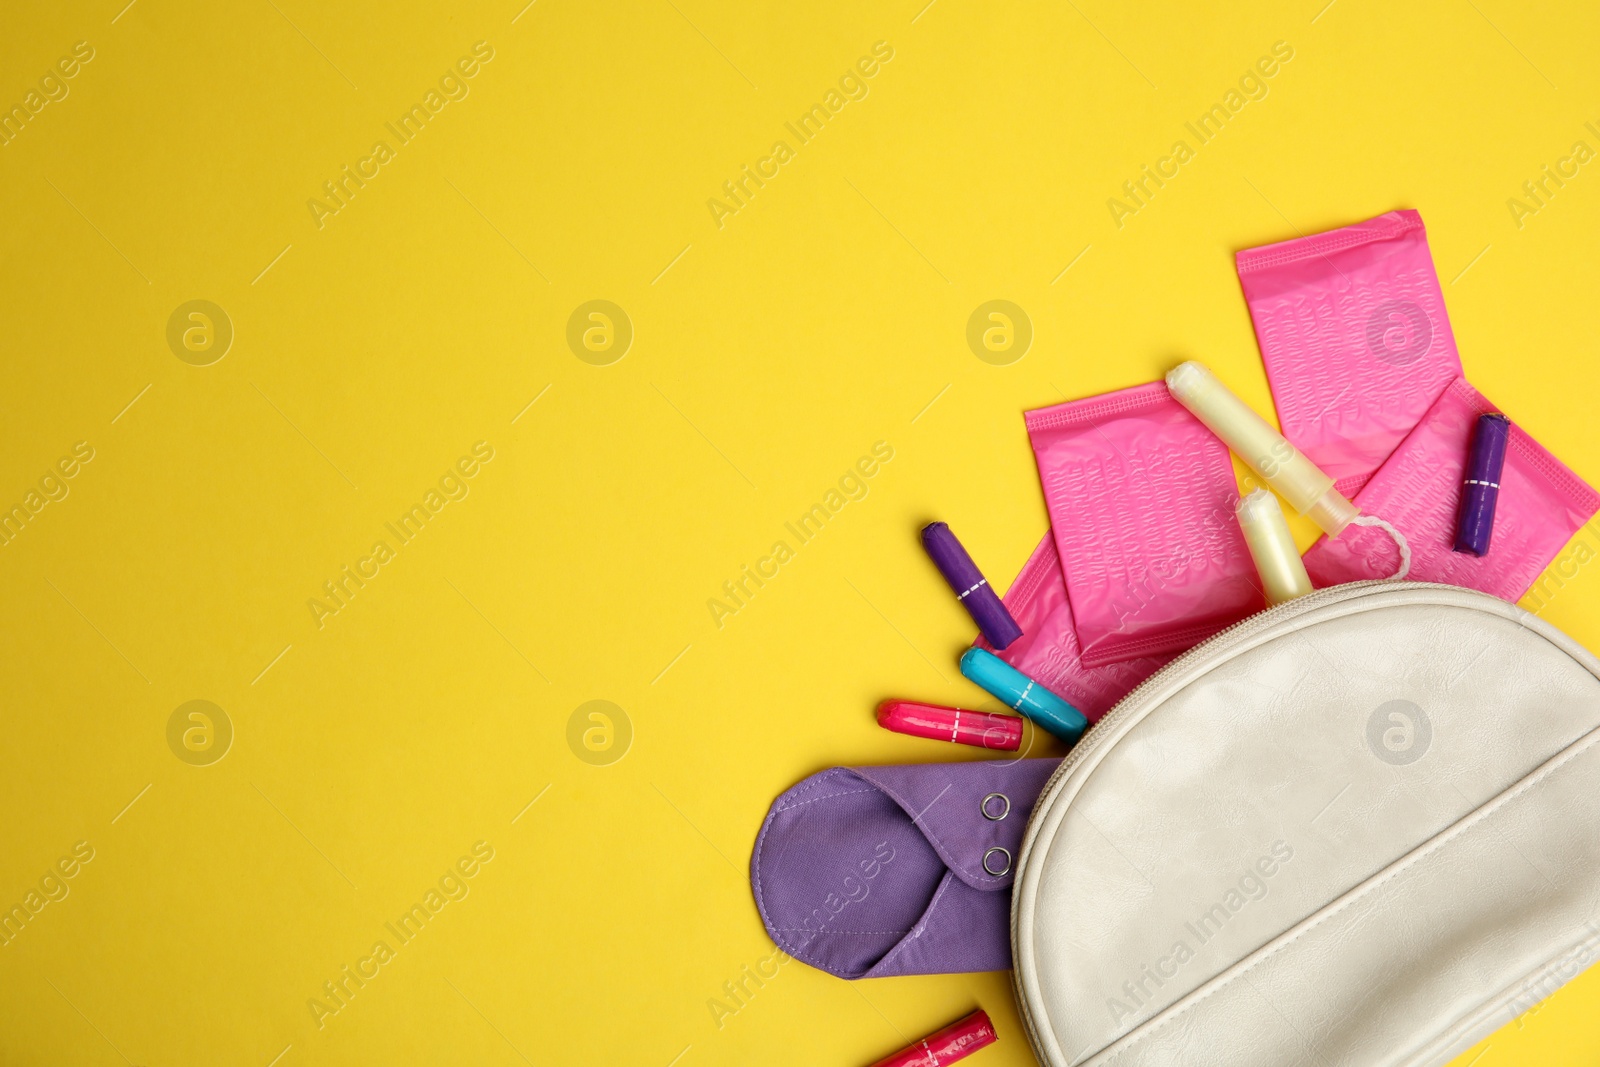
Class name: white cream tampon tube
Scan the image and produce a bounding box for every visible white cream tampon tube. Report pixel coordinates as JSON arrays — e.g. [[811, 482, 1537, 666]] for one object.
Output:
[[1166, 361, 1360, 537], [1235, 489, 1313, 604]]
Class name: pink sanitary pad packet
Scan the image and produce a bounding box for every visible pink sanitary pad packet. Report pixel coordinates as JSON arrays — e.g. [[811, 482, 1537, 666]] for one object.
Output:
[[1026, 381, 1261, 667], [1237, 209, 1464, 498], [1304, 378, 1600, 599], [974, 532, 1172, 722]]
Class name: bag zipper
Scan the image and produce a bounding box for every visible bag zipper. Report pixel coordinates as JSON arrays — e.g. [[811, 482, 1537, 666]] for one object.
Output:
[[1027, 580, 1400, 804]]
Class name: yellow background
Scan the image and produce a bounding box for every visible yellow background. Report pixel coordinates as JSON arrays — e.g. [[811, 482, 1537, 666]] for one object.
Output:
[[2, 0, 1598, 1063]]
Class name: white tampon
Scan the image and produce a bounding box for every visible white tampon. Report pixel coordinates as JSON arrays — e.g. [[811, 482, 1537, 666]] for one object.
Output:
[[1235, 490, 1314, 604], [1167, 361, 1361, 537]]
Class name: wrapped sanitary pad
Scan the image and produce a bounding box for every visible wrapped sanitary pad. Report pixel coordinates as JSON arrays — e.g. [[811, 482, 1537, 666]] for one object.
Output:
[[1237, 209, 1463, 498], [1304, 378, 1599, 601], [1026, 382, 1260, 666]]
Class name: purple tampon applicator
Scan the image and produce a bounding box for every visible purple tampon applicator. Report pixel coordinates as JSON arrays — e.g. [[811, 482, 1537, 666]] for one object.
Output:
[[1454, 413, 1511, 556], [920, 522, 1023, 650]]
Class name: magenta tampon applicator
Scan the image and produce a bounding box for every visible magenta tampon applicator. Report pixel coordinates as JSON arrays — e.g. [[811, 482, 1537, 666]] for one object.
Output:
[[877, 700, 1024, 751], [921, 522, 1024, 650]]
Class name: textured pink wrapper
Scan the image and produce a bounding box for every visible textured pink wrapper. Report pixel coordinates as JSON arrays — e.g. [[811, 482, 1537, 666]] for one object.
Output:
[[1238, 209, 1463, 499], [1304, 378, 1600, 599], [1026, 381, 1260, 667], [974, 532, 1172, 722]]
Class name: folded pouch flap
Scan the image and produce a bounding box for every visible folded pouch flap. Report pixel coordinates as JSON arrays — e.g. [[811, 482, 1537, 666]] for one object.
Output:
[[751, 759, 1060, 979], [852, 759, 1061, 891]]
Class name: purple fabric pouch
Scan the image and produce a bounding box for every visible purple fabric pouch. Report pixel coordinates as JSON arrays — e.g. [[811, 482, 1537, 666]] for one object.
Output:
[[750, 758, 1060, 978]]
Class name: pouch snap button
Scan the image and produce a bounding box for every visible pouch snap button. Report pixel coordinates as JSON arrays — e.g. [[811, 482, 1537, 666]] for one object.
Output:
[[983, 846, 1012, 877], [981, 792, 1010, 821]]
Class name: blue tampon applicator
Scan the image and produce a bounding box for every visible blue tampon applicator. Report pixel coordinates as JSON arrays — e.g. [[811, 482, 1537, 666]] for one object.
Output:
[[959, 648, 1087, 744]]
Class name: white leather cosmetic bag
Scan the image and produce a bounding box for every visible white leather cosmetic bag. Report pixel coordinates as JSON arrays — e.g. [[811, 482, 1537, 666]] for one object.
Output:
[[1012, 581, 1600, 1066]]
